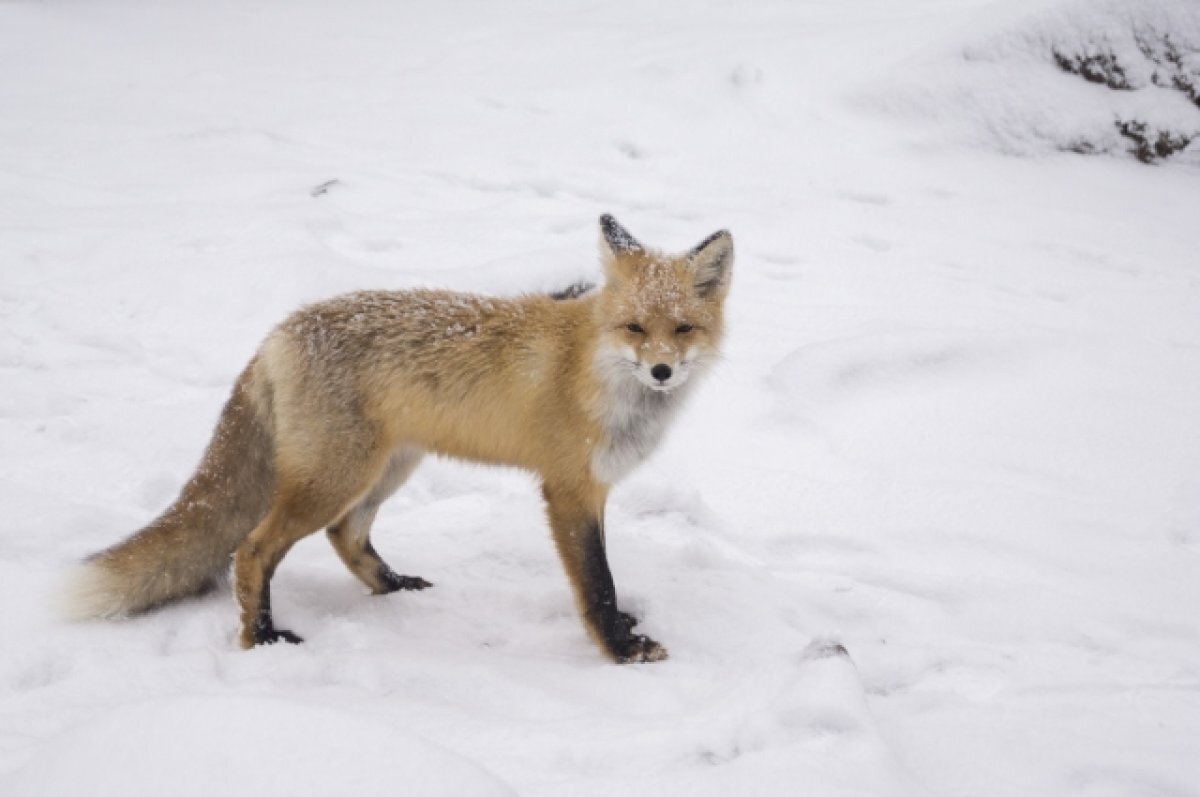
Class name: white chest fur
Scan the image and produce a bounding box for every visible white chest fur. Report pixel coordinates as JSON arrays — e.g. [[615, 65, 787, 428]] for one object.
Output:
[[590, 377, 689, 485]]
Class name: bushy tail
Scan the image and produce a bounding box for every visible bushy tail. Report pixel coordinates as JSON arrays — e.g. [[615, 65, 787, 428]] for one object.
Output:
[[61, 363, 276, 620]]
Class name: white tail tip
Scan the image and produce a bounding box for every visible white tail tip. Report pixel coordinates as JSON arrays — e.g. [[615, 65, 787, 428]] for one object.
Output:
[[58, 562, 131, 622]]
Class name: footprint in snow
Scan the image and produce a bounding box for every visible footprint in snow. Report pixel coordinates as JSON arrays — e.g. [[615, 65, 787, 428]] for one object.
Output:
[[695, 639, 871, 763]]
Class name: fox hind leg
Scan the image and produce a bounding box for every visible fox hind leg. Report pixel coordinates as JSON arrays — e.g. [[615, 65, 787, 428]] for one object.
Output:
[[326, 446, 431, 594], [235, 503, 327, 648], [234, 443, 398, 648]]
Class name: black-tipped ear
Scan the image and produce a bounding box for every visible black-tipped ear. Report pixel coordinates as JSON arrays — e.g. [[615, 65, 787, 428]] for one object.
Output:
[[599, 214, 643, 256], [689, 230, 734, 297]]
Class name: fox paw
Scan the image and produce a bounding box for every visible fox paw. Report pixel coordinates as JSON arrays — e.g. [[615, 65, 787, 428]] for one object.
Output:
[[242, 619, 304, 652], [246, 619, 304, 647], [378, 569, 433, 593], [615, 634, 669, 664]]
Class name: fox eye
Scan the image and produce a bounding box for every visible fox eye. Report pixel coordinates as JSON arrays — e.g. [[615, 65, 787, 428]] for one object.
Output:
[[626, 323, 645, 334], [675, 324, 694, 334]]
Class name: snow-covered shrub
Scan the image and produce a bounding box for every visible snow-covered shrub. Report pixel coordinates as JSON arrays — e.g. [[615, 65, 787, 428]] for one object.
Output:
[[873, 0, 1200, 164]]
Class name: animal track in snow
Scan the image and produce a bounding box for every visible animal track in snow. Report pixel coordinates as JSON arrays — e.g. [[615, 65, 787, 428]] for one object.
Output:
[[767, 329, 1011, 412], [851, 233, 893, 253]]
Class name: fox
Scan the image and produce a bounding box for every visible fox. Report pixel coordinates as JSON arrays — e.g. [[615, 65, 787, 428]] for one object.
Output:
[[62, 215, 733, 663]]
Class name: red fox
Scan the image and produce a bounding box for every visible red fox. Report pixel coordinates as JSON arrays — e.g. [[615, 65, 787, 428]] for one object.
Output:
[[63, 215, 733, 663]]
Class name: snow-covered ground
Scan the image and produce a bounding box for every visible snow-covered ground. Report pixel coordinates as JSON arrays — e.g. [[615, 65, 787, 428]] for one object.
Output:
[[2, 1, 1198, 795]]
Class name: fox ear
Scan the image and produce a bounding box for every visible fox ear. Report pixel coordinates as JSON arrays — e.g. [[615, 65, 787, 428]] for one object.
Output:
[[688, 230, 733, 298], [599, 214, 643, 258]]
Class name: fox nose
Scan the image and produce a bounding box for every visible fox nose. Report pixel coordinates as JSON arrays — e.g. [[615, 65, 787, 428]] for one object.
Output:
[[650, 364, 672, 383]]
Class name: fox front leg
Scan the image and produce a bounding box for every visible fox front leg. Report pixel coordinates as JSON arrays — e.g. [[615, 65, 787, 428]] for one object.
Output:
[[543, 482, 667, 663], [578, 521, 668, 663]]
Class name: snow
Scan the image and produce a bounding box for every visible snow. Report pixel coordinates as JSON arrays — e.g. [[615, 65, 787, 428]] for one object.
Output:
[[6, 697, 515, 797], [2, 0, 1199, 795]]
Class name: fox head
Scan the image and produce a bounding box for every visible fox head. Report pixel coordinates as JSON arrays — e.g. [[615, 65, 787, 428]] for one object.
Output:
[[593, 214, 733, 393]]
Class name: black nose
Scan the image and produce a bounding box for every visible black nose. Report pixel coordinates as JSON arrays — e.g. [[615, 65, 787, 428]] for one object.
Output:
[[650, 364, 672, 382]]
